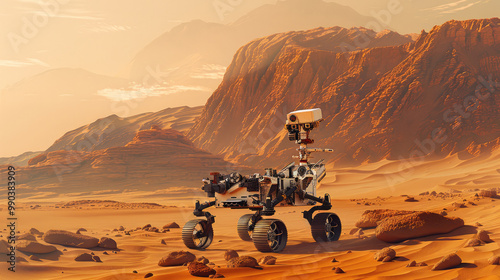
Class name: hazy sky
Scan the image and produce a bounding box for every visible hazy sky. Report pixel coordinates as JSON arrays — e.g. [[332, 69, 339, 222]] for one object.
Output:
[[0, 0, 277, 89], [0, 0, 498, 157]]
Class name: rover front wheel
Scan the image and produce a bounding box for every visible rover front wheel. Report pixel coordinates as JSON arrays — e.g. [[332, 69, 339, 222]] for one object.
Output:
[[311, 213, 341, 242], [182, 219, 213, 249], [237, 214, 255, 241], [252, 219, 287, 252]]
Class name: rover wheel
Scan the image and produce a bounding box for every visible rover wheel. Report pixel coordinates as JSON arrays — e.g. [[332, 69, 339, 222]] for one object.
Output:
[[311, 213, 341, 242], [182, 219, 213, 249], [237, 214, 256, 241], [253, 219, 287, 252]]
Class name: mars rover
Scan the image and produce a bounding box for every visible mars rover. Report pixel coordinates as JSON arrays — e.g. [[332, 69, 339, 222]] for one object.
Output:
[[182, 108, 342, 252]]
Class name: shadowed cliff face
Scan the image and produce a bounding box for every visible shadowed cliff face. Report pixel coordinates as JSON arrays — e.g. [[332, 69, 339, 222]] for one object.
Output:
[[188, 19, 500, 168]]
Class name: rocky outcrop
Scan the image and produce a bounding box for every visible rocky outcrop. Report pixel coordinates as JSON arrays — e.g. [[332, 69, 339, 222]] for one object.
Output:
[[158, 251, 196, 266], [43, 230, 99, 248], [355, 209, 417, 229], [375, 212, 464, 242], [16, 127, 239, 195], [188, 18, 500, 168]]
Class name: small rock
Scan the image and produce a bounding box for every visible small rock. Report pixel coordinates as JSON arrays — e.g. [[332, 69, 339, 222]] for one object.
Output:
[[161, 239, 167, 245], [440, 211, 447, 216], [405, 197, 417, 202], [407, 260, 416, 267], [334, 267, 345, 273], [474, 222, 483, 227], [198, 256, 210, 264], [432, 253, 462, 270], [227, 256, 259, 268], [142, 224, 151, 230], [465, 238, 482, 247], [29, 228, 42, 235], [477, 230, 493, 243], [224, 250, 239, 261], [103, 251, 109, 255], [75, 253, 94, 262], [118, 226, 125, 231], [331, 258, 338, 262], [188, 261, 216, 277], [209, 274, 225, 278], [479, 189, 498, 198], [488, 256, 500, 265], [77, 228, 87, 232], [259, 256, 277, 265], [92, 256, 102, 262], [17, 233, 37, 241], [347, 251, 352, 254], [98, 237, 118, 249], [418, 262, 428, 267], [163, 222, 180, 229], [29, 255, 41, 261], [144, 272, 153, 278], [374, 247, 396, 262], [452, 202, 466, 208], [133, 270, 138, 273]]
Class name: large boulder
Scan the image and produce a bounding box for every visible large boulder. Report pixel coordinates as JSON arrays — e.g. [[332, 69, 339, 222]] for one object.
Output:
[[227, 256, 259, 268], [158, 251, 196, 266], [432, 253, 462, 270], [188, 261, 216, 277], [43, 230, 99, 248], [16, 240, 57, 254], [355, 209, 417, 229], [375, 212, 464, 242], [98, 237, 117, 249]]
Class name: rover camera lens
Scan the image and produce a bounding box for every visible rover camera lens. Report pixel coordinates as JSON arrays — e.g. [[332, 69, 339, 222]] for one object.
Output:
[[289, 115, 297, 122]]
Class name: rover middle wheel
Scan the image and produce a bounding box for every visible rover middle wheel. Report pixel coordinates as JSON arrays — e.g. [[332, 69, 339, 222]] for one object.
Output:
[[237, 214, 256, 241], [252, 219, 288, 252], [182, 219, 214, 249], [311, 213, 341, 242]]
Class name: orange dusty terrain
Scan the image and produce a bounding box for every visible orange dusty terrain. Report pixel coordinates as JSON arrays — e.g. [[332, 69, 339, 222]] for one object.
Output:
[[1, 186, 499, 280]]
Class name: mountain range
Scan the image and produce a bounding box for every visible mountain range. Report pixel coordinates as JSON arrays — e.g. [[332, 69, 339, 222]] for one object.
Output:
[[189, 18, 500, 168]]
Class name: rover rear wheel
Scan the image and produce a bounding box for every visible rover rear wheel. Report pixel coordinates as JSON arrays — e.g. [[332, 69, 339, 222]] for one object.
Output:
[[252, 219, 287, 252], [237, 214, 256, 241], [311, 213, 341, 242], [182, 219, 213, 249]]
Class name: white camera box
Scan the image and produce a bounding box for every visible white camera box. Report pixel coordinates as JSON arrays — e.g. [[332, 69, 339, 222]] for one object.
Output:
[[286, 108, 323, 124]]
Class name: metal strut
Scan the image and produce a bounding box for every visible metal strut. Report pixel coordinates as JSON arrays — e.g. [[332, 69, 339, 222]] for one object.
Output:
[[302, 192, 332, 225], [193, 200, 216, 224], [262, 186, 298, 216]]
